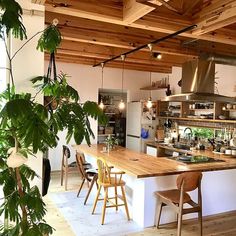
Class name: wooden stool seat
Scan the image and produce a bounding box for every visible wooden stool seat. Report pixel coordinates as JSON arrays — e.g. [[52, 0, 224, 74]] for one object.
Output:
[[86, 168, 97, 175], [155, 171, 203, 236], [156, 189, 191, 204], [99, 177, 126, 187]]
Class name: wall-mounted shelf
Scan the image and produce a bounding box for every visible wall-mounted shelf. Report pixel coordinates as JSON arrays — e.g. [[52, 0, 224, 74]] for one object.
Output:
[[98, 134, 115, 137], [140, 85, 169, 91], [189, 109, 214, 111]]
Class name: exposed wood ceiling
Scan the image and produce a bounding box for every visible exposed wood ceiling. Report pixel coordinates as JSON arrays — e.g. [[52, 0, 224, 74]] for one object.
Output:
[[40, 0, 236, 73]]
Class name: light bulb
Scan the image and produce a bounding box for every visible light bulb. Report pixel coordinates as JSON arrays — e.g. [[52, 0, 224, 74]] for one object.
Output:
[[157, 53, 162, 60], [99, 100, 105, 110], [146, 97, 152, 109], [119, 100, 125, 110]]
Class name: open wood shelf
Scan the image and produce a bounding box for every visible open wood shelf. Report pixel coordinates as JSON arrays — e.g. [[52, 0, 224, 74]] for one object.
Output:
[[189, 109, 214, 111], [140, 85, 168, 90], [157, 116, 236, 124], [98, 134, 115, 137]]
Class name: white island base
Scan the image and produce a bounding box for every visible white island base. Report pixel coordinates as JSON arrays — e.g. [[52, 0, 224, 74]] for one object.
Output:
[[84, 149, 236, 228], [122, 169, 236, 227]]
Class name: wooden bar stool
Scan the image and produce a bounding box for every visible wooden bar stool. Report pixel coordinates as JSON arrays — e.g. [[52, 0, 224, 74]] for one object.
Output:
[[155, 172, 203, 236], [76, 152, 98, 205], [91, 157, 130, 225], [60, 145, 91, 190]]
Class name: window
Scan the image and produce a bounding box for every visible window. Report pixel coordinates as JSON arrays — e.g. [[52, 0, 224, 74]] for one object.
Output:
[[0, 38, 7, 93]]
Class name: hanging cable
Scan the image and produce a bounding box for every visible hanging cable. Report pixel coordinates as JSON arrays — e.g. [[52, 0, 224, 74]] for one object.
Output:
[[119, 55, 125, 110], [147, 70, 153, 109], [99, 63, 105, 110]]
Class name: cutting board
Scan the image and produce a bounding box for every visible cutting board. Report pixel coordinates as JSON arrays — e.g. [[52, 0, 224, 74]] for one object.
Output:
[[156, 129, 165, 141]]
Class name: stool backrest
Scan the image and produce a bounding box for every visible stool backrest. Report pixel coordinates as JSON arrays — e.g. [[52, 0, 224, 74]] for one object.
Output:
[[62, 145, 71, 168], [176, 172, 202, 192], [76, 152, 90, 181], [97, 157, 111, 184]]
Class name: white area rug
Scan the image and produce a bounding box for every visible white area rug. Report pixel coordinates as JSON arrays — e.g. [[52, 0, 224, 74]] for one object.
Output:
[[49, 189, 142, 236]]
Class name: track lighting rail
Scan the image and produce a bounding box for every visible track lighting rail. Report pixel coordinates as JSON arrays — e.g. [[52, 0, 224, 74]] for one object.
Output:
[[93, 24, 197, 67]]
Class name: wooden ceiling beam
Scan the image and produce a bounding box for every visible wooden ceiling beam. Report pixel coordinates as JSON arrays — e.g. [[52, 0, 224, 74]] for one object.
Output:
[[45, 12, 197, 58], [59, 40, 188, 63], [137, 0, 181, 15], [58, 28, 196, 58], [193, 0, 236, 35], [123, 0, 155, 24], [56, 47, 183, 68], [46, 54, 172, 73], [45, 3, 236, 46], [182, 0, 202, 16]]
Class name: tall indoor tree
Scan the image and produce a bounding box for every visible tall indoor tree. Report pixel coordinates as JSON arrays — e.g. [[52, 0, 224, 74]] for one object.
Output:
[[0, 0, 107, 235]]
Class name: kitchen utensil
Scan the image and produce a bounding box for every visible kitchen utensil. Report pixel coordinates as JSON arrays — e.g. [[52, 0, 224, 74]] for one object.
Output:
[[179, 155, 192, 161], [226, 104, 232, 109], [141, 128, 149, 139], [219, 115, 226, 120]]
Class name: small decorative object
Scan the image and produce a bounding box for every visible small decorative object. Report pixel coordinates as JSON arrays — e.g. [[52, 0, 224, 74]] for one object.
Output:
[[104, 135, 119, 152]]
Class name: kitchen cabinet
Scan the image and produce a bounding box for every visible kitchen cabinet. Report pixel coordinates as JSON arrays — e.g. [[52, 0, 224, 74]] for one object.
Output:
[[146, 146, 157, 157]]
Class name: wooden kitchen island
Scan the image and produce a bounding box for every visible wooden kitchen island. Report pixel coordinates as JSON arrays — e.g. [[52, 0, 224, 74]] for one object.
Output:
[[74, 144, 236, 227]]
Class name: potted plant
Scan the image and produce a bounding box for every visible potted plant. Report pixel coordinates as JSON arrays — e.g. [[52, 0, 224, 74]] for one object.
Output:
[[104, 135, 119, 152], [0, 1, 107, 235]]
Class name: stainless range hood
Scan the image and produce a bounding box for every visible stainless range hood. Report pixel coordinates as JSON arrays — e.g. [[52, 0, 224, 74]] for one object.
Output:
[[165, 59, 236, 103]]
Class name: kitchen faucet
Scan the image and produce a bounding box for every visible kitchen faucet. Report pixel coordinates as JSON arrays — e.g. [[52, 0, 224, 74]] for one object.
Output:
[[184, 127, 193, 144]]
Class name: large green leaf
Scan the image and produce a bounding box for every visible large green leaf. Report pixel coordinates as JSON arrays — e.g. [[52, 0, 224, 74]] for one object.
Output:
[[0, 0, 26, 39], [37, 24, 61, 53]]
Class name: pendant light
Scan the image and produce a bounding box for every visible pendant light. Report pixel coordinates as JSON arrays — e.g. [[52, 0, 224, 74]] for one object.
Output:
[[99, 63, 105, 110], [119, 55, 125, 110], [146, 71, 153, 109]]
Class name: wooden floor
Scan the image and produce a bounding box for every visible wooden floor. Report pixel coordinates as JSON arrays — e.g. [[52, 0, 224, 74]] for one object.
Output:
[[44, 171, 236, 236]]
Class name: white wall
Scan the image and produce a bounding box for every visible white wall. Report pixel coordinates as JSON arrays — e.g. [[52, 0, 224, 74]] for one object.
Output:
[[47, 61, 236, 171], [11, 0, 45, 190], [47, 63, 181, 170]]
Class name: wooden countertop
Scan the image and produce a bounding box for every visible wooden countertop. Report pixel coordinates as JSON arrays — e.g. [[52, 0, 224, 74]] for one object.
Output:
[[74, 144, 236, 179]]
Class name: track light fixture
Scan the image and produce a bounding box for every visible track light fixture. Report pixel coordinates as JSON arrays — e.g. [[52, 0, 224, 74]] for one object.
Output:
[[147, 43, 153, 52], [153, 52, 162, 60]]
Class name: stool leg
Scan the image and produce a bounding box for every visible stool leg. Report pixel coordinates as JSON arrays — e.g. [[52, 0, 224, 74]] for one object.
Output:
[[121, 186, 130, 221], [84, 176, 96, 205], [198, 210, 203, 236], [177, 204, 183, 236], [101, 187, 108, 225], [114, 186, 118, 211], [156, 201, 163, 228], [77, 178, 85, 197], [65, 169, 68, 191], [60, 168, 64, 186], [92, 185, 101, 214]]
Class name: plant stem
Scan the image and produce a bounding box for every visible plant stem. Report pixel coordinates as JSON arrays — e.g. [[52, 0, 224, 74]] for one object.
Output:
[[11, 29, 45, 60], [14, 138, 28, 232], [3, 36, 14, 86]]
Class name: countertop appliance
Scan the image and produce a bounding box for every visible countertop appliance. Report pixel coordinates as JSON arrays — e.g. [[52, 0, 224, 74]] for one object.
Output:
[[126, 101, 157, 152]]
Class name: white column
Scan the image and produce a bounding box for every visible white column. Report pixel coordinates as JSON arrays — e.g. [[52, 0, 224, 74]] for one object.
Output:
[[11, 0, 45, 191]]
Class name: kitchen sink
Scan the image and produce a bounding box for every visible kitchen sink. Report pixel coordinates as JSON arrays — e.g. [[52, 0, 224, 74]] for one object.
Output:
[[166, 155, 225, 164], [172, 143, 190, 150]]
